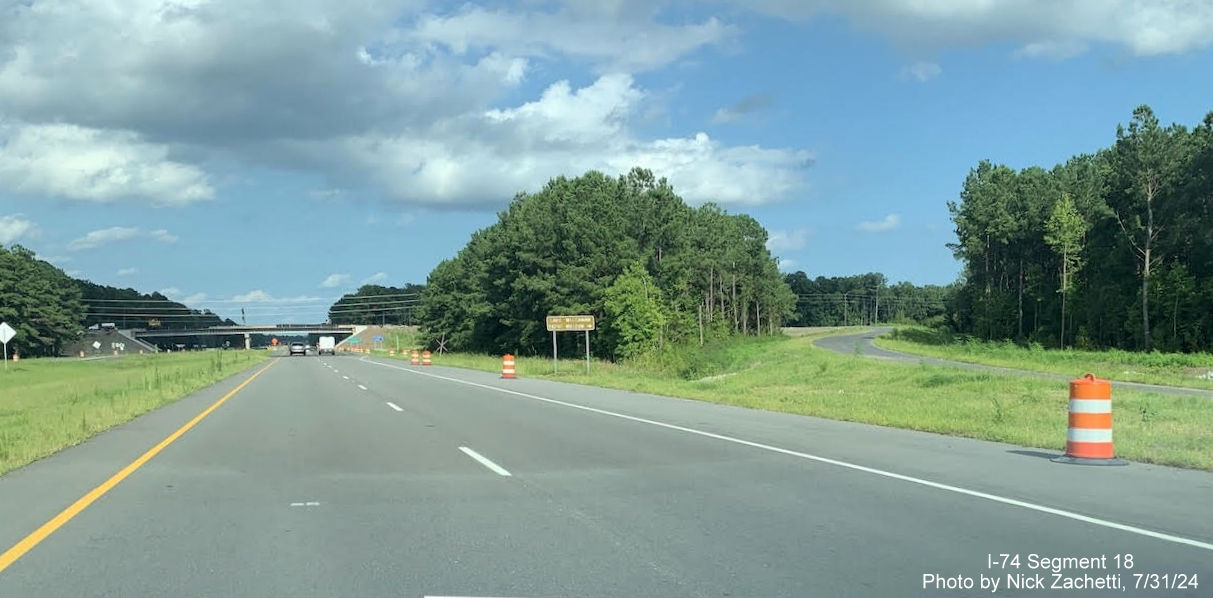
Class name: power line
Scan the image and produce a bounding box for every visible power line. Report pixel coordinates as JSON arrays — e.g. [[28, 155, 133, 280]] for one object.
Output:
[[81, 292, 422, 305]]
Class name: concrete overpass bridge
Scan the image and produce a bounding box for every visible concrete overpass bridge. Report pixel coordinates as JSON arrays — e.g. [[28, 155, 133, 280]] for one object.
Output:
[[133, 324, 364, 350]]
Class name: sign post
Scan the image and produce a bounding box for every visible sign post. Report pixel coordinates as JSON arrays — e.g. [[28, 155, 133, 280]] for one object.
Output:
[[545, 315, 595, 375], [0, 322, 14, 371]]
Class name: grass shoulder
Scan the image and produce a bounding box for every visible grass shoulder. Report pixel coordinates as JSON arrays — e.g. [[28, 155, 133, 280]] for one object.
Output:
[[875, 326, 1213, 390], [0, 350, 269, 475], [380, 332, 1213, 471]]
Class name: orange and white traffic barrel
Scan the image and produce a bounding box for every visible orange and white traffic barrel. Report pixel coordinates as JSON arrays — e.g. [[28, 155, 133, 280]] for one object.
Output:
[[422, 350, 432, 366], [502, 354, 516, 379], [1054, 374, 1125, 465], [389, 349, 395, 357], [410, 349, 420, 365]]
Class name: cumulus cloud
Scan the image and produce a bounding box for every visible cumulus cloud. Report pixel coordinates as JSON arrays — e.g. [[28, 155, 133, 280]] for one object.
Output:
[[0, 122, 214, 204], [67, 227, 141, 251], [148, 229, 179, 243], [0, 214, 38, 245], [320, 273, 351, 288], [899, 61, 941, 83], [711, 93, 775, 124], [0, 1, 808, 209], [230, 290, 320, 303], [777, 257, 798, 272], [766, 229, 809, 253], [856, 213, 901, 233], [733, 0, 1213, 57], [159, 287, 182, 298], [116, 267, 137, 276], [180, 292, 208, 305], [67, 226, 180, 251], [361, 272, 389, 284], [319, 75, 812, 206], [406, 5, 734, 73]]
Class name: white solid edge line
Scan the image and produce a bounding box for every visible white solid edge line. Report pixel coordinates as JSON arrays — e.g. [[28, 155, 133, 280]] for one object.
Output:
[[358, 384, 368, 390], [458, 446, 512, 477], [342, 375, 349, 380], [359, 356, 1213, 552], [385, 401, 404, 412]]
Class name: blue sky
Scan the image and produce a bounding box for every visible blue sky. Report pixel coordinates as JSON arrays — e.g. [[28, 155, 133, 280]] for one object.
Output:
[[2, 1, 1212, 323]]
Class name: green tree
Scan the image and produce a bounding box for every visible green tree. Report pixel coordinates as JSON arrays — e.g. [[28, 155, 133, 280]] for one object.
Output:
[[0, 245, 84, 357], [602, 263, 667, 358], [1043, 194, 1087, 348]]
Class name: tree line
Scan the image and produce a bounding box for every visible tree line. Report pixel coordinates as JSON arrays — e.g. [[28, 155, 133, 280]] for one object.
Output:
[[327, 283, 425, 325], [948, 105, 1213, 351], [782, 272, 953, 327], [416, 168, 797, 359]]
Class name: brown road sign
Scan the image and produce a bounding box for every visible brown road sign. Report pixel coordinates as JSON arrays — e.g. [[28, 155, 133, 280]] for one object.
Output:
[[546, 315, 595, 331]]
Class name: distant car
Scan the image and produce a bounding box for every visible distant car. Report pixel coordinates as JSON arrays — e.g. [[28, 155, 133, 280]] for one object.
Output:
[[289, 342, 306, 356]]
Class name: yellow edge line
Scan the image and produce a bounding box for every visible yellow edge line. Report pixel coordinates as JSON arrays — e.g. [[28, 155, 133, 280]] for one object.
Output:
[[0, 360, 276, 574]]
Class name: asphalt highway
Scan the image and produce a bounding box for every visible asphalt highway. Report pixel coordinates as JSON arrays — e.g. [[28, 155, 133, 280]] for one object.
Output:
[[0, 353, 1210, 597]]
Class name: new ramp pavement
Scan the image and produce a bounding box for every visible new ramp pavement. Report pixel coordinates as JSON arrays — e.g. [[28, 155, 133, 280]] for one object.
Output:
[[0, 353, 1209, 597], [816, 327, 1213, 399]]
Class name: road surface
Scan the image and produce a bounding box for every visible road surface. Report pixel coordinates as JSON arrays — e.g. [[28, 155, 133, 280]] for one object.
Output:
[[1, 354, 1210, 597], [816, 327, 1213, 399]]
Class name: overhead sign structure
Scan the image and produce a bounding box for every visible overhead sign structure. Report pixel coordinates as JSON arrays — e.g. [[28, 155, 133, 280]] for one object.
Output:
[[0, 321, 14, 371], [545, 315, 595, 374], [545, 315, 595, 331]]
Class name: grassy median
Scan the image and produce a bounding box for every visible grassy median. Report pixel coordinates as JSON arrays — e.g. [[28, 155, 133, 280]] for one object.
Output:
[[876, 326, 1213, 390], [0, 350, 269, 475], [379, 334, 1213, 471]]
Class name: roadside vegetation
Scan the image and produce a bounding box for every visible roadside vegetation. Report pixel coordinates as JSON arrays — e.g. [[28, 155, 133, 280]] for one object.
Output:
[[382, 332, 1213, 471], [878, 326, 1213, 390], [0, 350, 268, 475]]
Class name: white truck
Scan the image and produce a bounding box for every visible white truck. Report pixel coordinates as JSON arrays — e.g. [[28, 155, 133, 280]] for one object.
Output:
[[317, 336, 336, 356]]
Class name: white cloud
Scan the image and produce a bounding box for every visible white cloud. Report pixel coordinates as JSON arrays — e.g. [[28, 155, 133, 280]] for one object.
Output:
[[230, 290, 319, 303], [899, 61, 941, 83], [116, 267, 137, 276], [777, 258, 798, 272], [66, 226, 180, 251], [0, 122, 214, 204], [43, 255, 71, 265], [766, 228, 809, 253], [0, 2, 808, 209], [0, 214, 38, 245], [159, 287, 182, 298], [323, 75, 812, 206], [179, 292, 208, 305], [856, 213, 902, 233], [361, 272, 389, 285], [406, 6, 735, 73], [735, 1, 1213, 57], [320, 273, 351, 288], [232, 289, 275, 302], [64, 269, 82, 277], [67, 226, 141, 251], [148, 229, 179, 243]]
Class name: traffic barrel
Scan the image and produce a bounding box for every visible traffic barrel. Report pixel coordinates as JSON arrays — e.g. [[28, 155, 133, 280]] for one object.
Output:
[[79, 350, 85, 358], [422, 350, 432, 366], [1053, 374, 1125, 465], [410, 349, 420, 365], [501, 354, 516, 379], [11, 351, 17, 362], [389, 349, 395, 357]]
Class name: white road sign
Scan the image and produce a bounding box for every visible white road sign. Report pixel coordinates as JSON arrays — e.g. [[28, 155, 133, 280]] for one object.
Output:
[[92, 341, 102, 350], [0, 322, 14, 344]]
